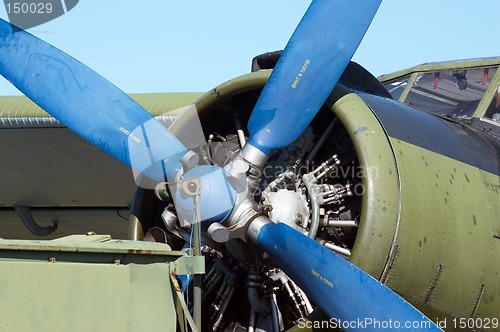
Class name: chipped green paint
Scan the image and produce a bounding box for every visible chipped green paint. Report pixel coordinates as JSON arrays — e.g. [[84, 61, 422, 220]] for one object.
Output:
[[0, 234, 197, 332]]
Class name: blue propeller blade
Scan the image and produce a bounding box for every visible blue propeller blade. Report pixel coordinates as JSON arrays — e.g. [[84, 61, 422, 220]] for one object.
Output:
[[247, 0, 381, 155], [257, 222, 441, 331], [0, 19, 186, 182]]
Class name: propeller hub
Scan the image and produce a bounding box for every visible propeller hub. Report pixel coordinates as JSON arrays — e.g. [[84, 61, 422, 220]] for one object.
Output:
[[172, 165, 236, 228]]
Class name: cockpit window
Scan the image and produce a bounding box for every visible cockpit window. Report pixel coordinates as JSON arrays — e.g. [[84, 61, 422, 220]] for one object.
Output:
[[405, 67, 498, 119], [383, 76, 410, 101], [484, 85, 500, 124]]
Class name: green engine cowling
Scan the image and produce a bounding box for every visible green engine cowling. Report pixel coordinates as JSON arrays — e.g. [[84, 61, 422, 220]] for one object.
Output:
[[328, 88, 500, 326]]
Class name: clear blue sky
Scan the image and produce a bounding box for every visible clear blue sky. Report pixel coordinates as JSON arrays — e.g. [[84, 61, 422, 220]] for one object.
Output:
[[1, 0, 500, 96]]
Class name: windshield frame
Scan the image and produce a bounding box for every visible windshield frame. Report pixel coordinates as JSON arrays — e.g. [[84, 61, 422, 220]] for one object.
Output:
[[379, 58, 500, 127]]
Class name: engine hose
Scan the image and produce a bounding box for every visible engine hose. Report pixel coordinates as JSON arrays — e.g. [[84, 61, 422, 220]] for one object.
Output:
[[270, 293, 281, 332], [213, 286, 236, 331], [247, 267, 270, 315], [202, 273, 223, 302]]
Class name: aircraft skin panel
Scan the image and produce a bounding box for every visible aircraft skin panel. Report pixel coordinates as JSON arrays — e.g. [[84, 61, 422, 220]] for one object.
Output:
[[0, 127, 135, 207], [0, 243, 178, 330], [0, 92, 200, 207], [0, 95, 48, 118], [478, 237, 500, 319], [385, 138, 497, 320], [0, 208, 131, 240], [0, 127, 135, 239], [350, 92, 500, 322], [361, 93, 500, 177], [0, 92, 200, 239], [0, 92, 203, 118]]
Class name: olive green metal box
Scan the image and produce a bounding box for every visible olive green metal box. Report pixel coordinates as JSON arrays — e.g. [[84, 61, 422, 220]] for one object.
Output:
[[0, 234, 196, 332]]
